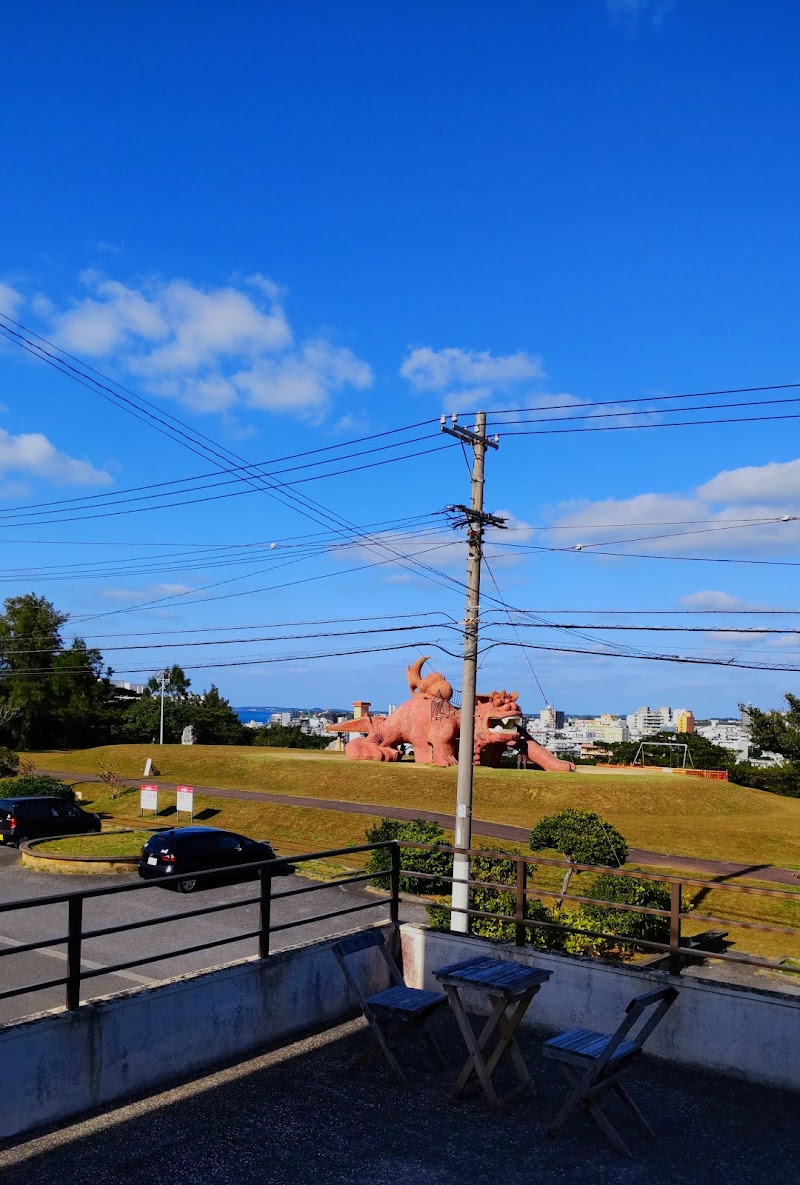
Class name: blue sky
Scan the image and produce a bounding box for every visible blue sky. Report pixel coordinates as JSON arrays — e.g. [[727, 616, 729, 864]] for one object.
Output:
[[0, 0, 799, 716]]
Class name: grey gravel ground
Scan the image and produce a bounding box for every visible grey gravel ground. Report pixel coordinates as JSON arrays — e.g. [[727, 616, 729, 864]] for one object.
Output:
[[0, 1011, 797, 1185]]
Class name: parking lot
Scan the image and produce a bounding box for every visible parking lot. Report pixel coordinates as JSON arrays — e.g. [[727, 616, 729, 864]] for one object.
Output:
[[0, 845, 413, 1026]]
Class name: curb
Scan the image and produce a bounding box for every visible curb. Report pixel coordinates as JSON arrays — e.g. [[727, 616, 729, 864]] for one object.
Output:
[[20, 829, 151, 875]]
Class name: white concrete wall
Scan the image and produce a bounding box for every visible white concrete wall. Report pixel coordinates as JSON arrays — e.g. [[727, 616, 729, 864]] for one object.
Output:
[[401, 925, 800, 1093], [0, 927, 391, 1141]]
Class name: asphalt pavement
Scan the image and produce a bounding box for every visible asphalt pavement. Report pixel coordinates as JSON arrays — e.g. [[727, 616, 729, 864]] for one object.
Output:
[[0, 845, 416, 1027]]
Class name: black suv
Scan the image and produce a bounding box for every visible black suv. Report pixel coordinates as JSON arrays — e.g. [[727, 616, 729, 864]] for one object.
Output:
[[0, 797, 101, 846], [138, 826, 295, 893]]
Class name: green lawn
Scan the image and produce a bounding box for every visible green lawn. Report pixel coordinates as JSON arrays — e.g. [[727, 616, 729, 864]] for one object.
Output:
[[35, 830, 154, 857], [29, 742, 800, 868], [14, 744, 800, 967]]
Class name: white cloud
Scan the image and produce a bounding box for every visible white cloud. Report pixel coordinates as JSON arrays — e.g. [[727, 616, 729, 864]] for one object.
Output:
[[0, 428, 111, 489], [0, 283, 22, 317], [680, 591, 750, 611], [401, 346, 543, 392], [234, 341, 373, 416], [45, 272, 372, 421], [545, 457, 800, 556], [698, 459, 800, 505]]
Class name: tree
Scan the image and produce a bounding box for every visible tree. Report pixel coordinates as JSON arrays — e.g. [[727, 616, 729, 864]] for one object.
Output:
[[147, 665, 192, 700], [252, 723, 329, 750], [529, 809, 628, 908], [744, 694, 800, 763], [0, 594, 120, 750], [123, 671, 246, 745], [189, 684, 246, 745], [604, 730, 734, 770]]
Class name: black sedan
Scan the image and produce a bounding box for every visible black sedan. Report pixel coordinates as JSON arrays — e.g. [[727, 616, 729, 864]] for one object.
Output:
[[138, 826, 295, 892]]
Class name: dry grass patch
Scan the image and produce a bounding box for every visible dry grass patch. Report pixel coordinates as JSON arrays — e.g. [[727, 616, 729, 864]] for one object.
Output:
[[30, 744, 800, 869]]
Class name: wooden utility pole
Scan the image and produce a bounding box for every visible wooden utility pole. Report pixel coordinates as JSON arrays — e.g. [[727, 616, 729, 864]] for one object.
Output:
[[440, 412, 504, 932]]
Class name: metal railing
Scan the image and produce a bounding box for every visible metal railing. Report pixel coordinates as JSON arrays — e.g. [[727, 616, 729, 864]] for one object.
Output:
[[0, 842, 401, 1013], [400, 841, 800, 977], [1, 839, 798, 1018]]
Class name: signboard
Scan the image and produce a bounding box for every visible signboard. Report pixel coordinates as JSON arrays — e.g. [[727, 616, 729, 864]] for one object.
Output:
[[140, 784, 159, 815], [176, 784, 194, 819]]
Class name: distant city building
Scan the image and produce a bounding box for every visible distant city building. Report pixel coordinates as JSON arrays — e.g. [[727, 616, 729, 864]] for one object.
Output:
[[590, 714, 629, 743], [111, 680, 145, 696], [696, 719, 750, 760], [270, 711, 293, 726], [676, 710, 695, 734], [626, 706, 691, 738]]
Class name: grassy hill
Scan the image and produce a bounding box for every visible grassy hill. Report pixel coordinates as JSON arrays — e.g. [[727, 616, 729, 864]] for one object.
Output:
[[30, 742, 800, 868]]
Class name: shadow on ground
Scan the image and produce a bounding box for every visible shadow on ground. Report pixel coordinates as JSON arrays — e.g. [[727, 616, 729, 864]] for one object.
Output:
[[1, 1012, 797, 1185]]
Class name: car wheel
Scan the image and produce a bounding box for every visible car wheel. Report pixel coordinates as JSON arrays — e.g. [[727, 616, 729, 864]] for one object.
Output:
[[178, 878, 197, 893]]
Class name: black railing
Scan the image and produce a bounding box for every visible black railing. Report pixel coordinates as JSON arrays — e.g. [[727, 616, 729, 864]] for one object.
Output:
[[0, 841, 400, 1013], [1, 838, 798, 1019], [399, 840, 800, 978]]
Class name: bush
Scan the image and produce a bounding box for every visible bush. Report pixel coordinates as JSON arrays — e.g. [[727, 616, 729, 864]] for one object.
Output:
[[0, 774, 74, 801], [364, 818, 453, 894], [582, 872, 671, 949], [0, 747, 19, 778], [426, 848, 556, 946], [729, 761, 800, 798]]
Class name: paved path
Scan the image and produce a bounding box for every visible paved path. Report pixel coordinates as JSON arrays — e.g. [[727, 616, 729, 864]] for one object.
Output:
[[36, 769, 800, 886]]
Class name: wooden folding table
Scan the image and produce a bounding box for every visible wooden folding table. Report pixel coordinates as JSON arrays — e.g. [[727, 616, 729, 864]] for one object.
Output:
[[433, 955, 552, 1114]]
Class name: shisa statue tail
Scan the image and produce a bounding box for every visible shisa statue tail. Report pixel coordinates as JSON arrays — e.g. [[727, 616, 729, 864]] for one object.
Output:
[[406, 655, 453, 701]]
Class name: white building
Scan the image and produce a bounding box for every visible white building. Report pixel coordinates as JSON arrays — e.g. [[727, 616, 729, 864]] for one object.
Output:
[[626, 706, 692, 739], [590, 715, 629, 743]]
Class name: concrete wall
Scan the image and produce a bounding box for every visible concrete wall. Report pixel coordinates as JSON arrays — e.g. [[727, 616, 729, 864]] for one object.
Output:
[[401, 925, 800, 1093], [4, 922, 799, 1141], [0, 927, 391, 1141]]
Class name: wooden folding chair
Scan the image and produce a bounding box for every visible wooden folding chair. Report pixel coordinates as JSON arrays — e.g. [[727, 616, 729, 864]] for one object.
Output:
[[331, 929, 447, 1088], [542, 985, 679, 1157]]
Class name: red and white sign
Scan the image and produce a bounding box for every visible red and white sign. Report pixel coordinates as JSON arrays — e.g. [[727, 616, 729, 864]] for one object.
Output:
[[176, 784, 194, 815], [140, 783, 159, 812]]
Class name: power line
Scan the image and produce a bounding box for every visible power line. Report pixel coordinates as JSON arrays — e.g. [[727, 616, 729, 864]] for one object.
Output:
[[494, 607, 800, 615], [498, 411, 800, 436], [0, 639, 462, 680], [482, 380, 800, 416], [6, 621, 461, 658], [489, 393, 800, 428], [482, 555, 549, 706], [0, 314, 482, 613], [494, 542, 800, 568], [487, 621, 800, 635], [489, 638, 800, 674]]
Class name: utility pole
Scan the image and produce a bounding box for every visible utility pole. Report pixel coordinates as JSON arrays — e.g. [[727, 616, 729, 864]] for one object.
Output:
[[440, 411, 504, 933], [158, 669, 169, 745]]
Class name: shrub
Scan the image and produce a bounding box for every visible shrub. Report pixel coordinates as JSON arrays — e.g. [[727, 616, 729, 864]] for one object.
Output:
[[364, 818, 453, 894], [0, 747, 20, 778], [729, 761, 800, 798], [427, 848, 555, 946], [0, 774, 74, 801], [581, 872, 671, 949], [548, 908, 613, 957]]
